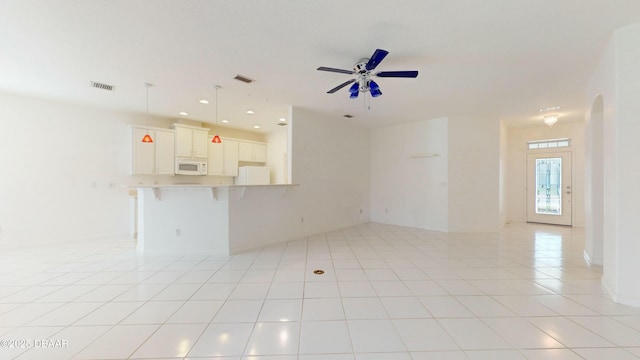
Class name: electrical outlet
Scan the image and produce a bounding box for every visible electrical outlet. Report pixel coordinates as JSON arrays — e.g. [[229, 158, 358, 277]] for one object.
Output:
[[175, 229, 181, 236], [359, 208, 363, 214], [301, 217, 304, 223]]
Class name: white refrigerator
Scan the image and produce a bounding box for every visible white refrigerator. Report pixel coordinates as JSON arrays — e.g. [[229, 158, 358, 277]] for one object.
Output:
[[234, 166, 270, 185]]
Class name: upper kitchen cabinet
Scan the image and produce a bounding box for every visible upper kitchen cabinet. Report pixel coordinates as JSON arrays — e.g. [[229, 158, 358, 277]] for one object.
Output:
[[238, 140, 267, 163], [131, 126, 175, 175], [173, 124, 209, 158], [208, 137, 239, 176]]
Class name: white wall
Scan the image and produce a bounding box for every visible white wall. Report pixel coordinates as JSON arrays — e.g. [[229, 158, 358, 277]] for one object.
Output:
[[370, 118, 449, 231], [505, 122, 586, 227], [612, 24, 640, 307], [586, 22, 640, 307], [447, 116, 501, 232], [370, 116, 501, 233], [290, 107, 370, 233], [0, 92, 133, 245]]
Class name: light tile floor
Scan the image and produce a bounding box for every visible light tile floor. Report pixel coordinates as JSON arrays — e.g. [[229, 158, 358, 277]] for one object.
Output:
[[0, 223, 639, 359]]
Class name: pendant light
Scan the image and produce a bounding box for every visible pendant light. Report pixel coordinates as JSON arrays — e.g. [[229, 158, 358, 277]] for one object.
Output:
[[141, 83, 154, 143], [212, 85, 222, 143]]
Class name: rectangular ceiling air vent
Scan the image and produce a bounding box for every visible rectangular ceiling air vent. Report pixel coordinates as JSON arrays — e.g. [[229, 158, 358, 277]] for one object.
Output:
[[233, 74, 254, 84], [90, 81, 115, 91], [343, 114, 354, 118]]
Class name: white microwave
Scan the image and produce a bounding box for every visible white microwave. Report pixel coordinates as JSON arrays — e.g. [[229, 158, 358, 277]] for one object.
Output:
[[175, 157, 207, 175]]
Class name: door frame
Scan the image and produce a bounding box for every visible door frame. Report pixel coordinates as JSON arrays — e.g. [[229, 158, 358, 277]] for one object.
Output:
[[526, 150, 574, 226]]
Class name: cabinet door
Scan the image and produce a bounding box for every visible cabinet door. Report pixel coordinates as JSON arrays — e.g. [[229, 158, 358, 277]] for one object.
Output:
[[208, 138, 224, 176], [238, 141, 253, 162], [155, 130, 175, 175], [174, 127, 193, 157], [223, 140, 239, 176], [192, 129, 209, 158], [253, 143, 267, 163], [132, 128, 155, 175]]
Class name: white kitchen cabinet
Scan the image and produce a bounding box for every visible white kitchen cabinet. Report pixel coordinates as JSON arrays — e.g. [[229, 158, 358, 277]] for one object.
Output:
[[208, 137, 239, 176], [131, 126, 175, 175], [238, 140, 267, 163], [173, 124, 209, 158], [154, 130, 175, 174]]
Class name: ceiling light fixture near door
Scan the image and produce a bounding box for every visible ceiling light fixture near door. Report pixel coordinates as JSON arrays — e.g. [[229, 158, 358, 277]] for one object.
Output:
[[543, 114, 558, 127], [540, 106, 560, 127], [211, 85, 222, 144], [141, 83, 154, 143], [246, 110, 255, 115]]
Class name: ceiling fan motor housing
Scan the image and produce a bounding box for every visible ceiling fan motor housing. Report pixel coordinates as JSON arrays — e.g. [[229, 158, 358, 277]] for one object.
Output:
[[354, 59, 370, 73]]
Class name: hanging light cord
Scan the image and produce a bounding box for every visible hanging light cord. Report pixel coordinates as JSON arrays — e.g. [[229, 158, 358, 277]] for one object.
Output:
[[215, 85, 218, 126]]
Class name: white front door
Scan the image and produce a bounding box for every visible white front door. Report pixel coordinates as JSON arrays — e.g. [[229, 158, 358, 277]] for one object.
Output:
[[527, 152, 572, 225]]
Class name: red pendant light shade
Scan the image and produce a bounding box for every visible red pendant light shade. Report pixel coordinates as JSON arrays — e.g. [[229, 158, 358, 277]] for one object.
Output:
[[212, 85, 222, 144], [141, 83, 154, 143]]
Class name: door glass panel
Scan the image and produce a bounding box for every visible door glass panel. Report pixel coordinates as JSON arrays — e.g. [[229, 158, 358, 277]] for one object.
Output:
[[535, 158, 562, 215]]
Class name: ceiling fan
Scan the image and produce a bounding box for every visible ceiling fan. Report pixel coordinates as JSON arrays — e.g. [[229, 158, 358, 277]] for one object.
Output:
[[317, 48, 419, 98]]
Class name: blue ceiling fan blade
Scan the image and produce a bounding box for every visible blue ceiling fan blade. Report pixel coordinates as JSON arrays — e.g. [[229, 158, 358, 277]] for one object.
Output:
[[317, 66, 355, 75], [375, 70, 419, 78], [327, 79, 356, 94], [365, 49, 389, 70]]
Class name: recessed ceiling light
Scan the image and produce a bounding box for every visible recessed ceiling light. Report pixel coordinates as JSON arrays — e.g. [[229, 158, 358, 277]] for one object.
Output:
[[246, 110, 255, 115], [221, 119, 229, 123], [199, 99, 210, 104], [279, 118, 287, 122], [253, 125, 260, 129], [179, 112, 188, 116]]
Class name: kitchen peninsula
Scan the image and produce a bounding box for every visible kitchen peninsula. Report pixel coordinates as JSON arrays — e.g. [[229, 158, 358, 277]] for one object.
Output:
[[135, 184, 300, 256]]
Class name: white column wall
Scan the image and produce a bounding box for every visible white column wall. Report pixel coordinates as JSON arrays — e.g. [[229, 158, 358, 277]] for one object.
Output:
[[586, 23, 640, 307], [289, 107, 370, 234], [266, 127, 288, 184], [611, 24, 640, 306]]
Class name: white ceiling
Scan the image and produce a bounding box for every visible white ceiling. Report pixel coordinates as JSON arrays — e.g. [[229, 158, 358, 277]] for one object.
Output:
[[2, 1, 640, 132]]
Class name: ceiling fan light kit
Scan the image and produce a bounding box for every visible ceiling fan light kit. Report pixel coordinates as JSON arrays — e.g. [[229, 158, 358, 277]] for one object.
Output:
[[317, 48, 418, 98]]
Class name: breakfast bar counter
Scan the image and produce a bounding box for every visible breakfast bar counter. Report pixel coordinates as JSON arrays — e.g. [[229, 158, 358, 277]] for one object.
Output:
[[133, 184, 300, 256]]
